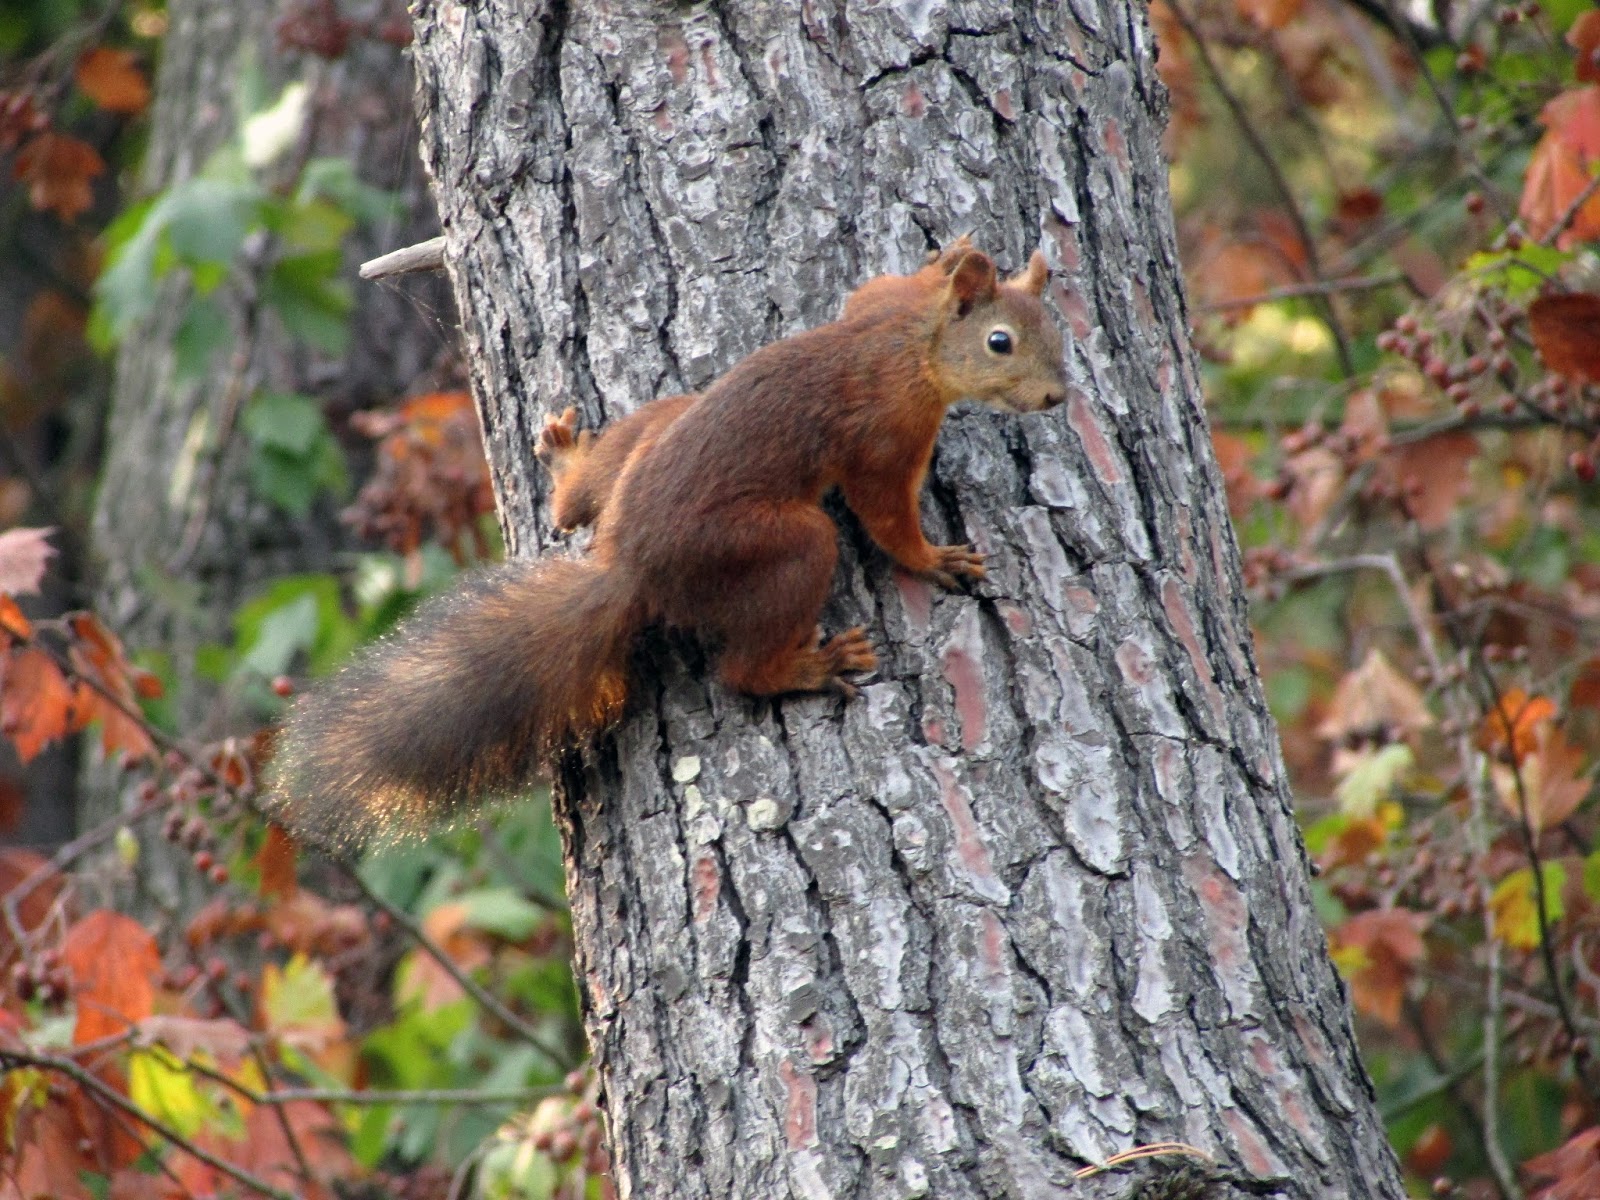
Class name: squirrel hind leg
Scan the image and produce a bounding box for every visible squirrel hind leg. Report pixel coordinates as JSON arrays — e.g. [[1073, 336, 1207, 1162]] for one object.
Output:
[[681, 502, 874, 697]]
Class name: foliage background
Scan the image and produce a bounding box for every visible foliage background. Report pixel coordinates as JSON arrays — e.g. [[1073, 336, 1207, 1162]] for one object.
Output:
[[2, 0, 1600, 1196]]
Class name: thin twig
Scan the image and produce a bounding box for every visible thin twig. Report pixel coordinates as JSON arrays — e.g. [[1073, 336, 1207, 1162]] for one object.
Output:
[[1538, 170, 1600, 247], [341, 864, 580, 1069], [1167, 0, 1355, 376], [1200, 271, 1407, 312], [0, 1048, 296, 1200]]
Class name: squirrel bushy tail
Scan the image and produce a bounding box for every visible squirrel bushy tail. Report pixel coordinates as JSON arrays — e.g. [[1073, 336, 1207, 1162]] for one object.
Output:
[[266, 558, 641, 850]]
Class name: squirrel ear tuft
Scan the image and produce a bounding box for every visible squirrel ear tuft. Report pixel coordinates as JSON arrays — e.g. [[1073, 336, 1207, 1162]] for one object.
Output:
[[1011, 250, 1049, 297], [932, 233, 976, 272], [947, 250, 998, 315]]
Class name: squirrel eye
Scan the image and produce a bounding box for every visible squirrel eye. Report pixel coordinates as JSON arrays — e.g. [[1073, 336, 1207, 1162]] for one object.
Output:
[[986, 329, 1014, 355]]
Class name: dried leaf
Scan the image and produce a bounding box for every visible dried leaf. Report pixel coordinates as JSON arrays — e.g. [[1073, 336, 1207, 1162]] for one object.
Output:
[[1380, 431, 1479, 531], [0, 527, 55, 596], [11, 132, 105, 222], [1316, 648, 1434, 744], [139, 1014, 253, 1063], [1529, 293, 1600, 381], [74, 48, 150, 114], [1329, 908, 1426, 1027], [63, 909, 161, 1044], [1527, 1125, 1600, 1200]]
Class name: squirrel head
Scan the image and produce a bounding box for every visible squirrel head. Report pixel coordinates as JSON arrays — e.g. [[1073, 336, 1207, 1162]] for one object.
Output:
[[926, 248, 1066, 414]]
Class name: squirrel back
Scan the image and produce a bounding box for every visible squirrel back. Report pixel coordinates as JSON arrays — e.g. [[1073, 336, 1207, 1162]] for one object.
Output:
[[267, 243, 1065, 848]]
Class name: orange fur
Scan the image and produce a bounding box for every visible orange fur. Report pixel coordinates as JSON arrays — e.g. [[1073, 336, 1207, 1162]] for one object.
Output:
[[267, 244, 1066, 846]]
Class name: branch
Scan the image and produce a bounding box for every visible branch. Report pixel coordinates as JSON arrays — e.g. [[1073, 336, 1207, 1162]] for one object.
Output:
[[0, 1048, 296, 1200], [341, 864, 580, 1069], [1199, 272, 1408, 312], [359, 237, 447, 280]]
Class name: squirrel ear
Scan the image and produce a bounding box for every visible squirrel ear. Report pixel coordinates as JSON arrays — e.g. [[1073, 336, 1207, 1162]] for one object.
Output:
[[947, 250, 998, 316], [932, 233, 975, 272], [1011, 250, 1049, 297]]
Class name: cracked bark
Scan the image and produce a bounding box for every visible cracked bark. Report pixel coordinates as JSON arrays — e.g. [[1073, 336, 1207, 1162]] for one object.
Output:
[[408, 1, 1405, 1197]]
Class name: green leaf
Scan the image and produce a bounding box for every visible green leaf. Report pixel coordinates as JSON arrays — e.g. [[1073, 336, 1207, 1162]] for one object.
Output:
[[234, 574, 350, 678], [244, 391, 324, 456], [264, 252, 351, 354], [172, 296, 232, 383], [298, 156, 404, 226], [1584, 851, 1600, 902], [162, 178, 259, 265], [459, 888, 545, 941]]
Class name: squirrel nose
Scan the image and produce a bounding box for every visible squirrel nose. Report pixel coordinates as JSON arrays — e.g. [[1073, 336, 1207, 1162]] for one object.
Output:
[[1043, 388, 1066, 409]]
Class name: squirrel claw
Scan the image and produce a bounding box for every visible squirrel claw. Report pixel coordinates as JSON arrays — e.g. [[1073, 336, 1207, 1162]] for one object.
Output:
[[535, 406, 580, 465], [919, 545, 986, 591], [820, 626, 878, 688]]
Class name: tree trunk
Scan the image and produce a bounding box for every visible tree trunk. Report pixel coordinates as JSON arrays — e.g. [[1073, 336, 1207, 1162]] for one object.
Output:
[[87, 0, 449, 907], [409, 1, 1405, 1196]]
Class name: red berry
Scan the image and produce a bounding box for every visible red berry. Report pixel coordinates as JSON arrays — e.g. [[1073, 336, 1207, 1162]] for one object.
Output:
[[1464, 191, 1485, 215], [1395, 314, 1419, 336], [271, 676, 294, 698], [208, 864, 229, 886], [1570, 451, 1595, 482], [192, 850, 214, 873]]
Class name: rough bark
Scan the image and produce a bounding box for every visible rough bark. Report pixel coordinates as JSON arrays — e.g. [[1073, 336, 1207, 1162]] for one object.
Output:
[[86, 0, 449, 906], [409, 1, 1405, 1196]]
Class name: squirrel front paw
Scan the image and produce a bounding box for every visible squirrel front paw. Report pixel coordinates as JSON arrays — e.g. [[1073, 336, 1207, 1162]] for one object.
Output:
[[917, 545, 987, 591]]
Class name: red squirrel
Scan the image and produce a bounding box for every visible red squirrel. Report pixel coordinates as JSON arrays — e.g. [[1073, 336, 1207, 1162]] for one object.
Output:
[[267, 243, 1066, 847]]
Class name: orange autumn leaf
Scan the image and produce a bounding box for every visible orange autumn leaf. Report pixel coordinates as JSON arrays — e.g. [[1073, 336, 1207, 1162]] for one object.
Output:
[[1476, 687, 1558, 764], [1329, 908, 1426, 1027], [1, 646, 79, 762], [1529, 293, 1600, 381], [172, 1099, 354, 1200], [1492, 722, 1592, 832], [63, 909, 161, 1044], [12, 132, 104, 222], [0, 593, 31, 644], [74, 48, 150, 115], [1572, 12, 1600, 86]]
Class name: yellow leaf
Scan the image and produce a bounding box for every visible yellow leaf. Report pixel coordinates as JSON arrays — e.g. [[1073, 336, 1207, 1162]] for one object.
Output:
[[1489, 865, 1566, 950], [128, 1046, 217, 1140]]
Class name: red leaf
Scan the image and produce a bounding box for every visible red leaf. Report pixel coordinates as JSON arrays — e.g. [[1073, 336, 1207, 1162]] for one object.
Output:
[[11, 132, 104, 222], [73, 48, 150, 115], [1530, 293, 1600, 381], [62, 910, 161, 1044], [1378, 431, 1478, 532], [1476, 688, 1558, 765], [1526, 1125, 1600, 1200], [0, 527, 55, 596], [1330, 908, 1427, 1027]]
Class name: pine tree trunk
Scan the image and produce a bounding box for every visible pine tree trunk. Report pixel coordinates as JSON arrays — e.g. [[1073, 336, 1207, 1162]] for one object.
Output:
[[409, 1, 1406, 1195]]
